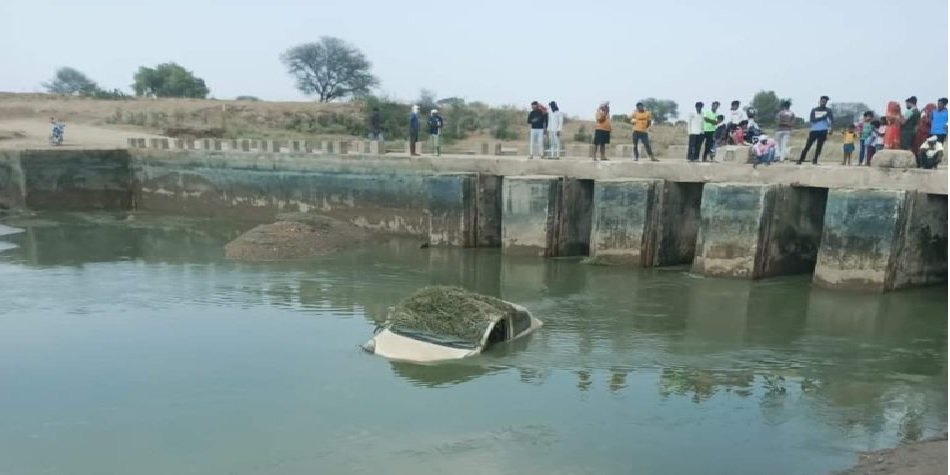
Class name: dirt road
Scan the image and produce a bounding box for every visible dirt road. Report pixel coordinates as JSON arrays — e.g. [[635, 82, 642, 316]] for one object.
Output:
[[0, 118, 162, 150]]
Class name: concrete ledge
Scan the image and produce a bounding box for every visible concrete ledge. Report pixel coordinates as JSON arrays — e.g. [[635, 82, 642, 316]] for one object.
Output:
[[872, 149, 917, 169]]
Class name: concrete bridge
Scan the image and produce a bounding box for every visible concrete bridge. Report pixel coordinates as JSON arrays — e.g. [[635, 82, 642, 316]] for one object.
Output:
[[0, 146, 945, 293]]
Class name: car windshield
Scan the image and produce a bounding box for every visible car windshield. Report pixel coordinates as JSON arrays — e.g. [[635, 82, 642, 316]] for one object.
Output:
[[389, 326, 478, 350]]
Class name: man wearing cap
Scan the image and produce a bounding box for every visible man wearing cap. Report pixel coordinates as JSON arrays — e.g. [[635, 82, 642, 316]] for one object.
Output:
[[899, 96, 920, 151], [428, 109, 444, 157], [917, 136, 943, 169]]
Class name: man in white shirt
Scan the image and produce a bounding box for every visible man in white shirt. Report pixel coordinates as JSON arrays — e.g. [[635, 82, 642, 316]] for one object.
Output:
[[728, 100, 748, 125], [546, 101, 564, 159], [917, 135, 944, 169], [688, 101, 706, 162]]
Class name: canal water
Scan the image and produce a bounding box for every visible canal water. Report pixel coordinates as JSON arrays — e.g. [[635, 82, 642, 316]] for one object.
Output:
[[0, 213, 946, 475]]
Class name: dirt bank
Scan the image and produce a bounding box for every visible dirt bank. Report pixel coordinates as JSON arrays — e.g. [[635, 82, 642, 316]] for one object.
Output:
[[224, 214, 371, 261], [833, 434, 947, 475]]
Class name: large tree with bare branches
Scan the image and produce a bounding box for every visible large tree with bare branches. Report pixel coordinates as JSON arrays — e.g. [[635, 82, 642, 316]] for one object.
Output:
[[281, 37, 379, 102]]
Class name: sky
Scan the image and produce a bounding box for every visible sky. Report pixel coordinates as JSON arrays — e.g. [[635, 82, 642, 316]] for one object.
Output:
[[2, 0, 948, 119]]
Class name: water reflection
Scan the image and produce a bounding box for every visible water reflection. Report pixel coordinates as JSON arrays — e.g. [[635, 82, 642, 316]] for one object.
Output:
[[1, 212, 946, 466]]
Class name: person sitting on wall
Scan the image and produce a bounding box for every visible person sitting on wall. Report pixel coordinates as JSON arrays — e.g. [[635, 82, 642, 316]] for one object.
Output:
[[917, 135, 944, 169], [752, 135, 776, 168]]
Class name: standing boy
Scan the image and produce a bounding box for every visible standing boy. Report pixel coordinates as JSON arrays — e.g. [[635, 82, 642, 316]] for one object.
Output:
[[798, 96, 834, 164], [428, 109, 444, 157], [527, 101, 547, 159], [687, 102, 705, 162]]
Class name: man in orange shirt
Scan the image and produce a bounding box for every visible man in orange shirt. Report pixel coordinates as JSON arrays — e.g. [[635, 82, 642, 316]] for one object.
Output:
[[629, 102, 658, 161]]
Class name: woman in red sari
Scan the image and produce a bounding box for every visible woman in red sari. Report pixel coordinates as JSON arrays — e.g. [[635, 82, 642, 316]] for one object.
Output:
[[884, 101, 902, 149], [912, 103, 936, 154]]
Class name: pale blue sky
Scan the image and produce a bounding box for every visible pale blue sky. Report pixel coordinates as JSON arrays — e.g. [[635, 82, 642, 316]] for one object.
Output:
[[2, 0, 947, 118]]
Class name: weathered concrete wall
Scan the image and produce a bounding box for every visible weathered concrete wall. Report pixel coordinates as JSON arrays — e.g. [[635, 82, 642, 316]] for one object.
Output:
[[693, 183, 826, 279], [501, 175, 560, 256], [500, 176, 592, 257], [135, 151, 437, 235], [1, 150, 133, 210], [588, 179, 661, 265], [0, 151, 25, 209], [892, 194, 948, 288], [653, 181, 703, 266], [760, 186, 827, 277], [693, 183, 774, 278], [425, 173, 476, 247], [813, 189, 907, 292], [815, 189, 948, 291]]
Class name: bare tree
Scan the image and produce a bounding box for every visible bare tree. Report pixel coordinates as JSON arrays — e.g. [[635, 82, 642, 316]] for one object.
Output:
[[281, 37, 379, 102]]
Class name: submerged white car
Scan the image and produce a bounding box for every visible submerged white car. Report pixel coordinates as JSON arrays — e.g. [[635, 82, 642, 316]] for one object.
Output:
[[362, 287, 542, 363]]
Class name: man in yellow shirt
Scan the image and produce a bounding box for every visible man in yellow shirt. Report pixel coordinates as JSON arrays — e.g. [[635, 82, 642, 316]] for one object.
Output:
[[629, 102, 658, 161]]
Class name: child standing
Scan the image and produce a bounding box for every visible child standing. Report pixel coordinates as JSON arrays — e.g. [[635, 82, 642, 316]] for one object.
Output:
[[842, 126, 856, 165], [865, 120, 884, 166]]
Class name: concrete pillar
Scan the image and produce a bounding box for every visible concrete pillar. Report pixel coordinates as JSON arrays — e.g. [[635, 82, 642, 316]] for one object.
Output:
[[213, 139, 223, 151], [202, 139, 212, 150], [426, 173, 477, 247], [692, 183, 827, 279], [477, 174, 503, 247], [323, 141, 335, 154], [588, 179, 662, 265], [501, 176, 593, 257], [240, 139, 250, 152], [814, 190, 947, 292], [229, 139, 239, 151], [653, 181, 704, 266], [337, 141, 349, 155], [588, 179, 704, 266]]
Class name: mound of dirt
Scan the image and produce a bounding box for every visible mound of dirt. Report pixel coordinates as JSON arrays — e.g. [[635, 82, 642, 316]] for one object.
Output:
[[224, 214, 370, 261], [833, 434, 947, 475]]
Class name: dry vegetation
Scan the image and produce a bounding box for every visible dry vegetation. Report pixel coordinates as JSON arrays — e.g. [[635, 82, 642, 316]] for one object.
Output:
[[0, 93, 831, 155]]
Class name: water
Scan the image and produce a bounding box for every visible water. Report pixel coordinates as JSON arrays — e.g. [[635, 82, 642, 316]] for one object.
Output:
[[0, 213, 946, 475]]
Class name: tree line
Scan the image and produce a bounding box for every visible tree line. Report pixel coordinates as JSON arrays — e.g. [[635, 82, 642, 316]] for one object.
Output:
[[43, 35, 873, 133]]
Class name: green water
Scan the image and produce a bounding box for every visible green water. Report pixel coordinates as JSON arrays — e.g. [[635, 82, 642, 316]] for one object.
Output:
[[0, 213, 946, 475]]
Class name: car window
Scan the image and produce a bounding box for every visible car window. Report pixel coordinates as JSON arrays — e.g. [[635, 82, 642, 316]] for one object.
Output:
[[512, 311, 531, 336]]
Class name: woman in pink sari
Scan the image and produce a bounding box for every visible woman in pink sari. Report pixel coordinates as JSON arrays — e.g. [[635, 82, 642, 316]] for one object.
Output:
[[913, 103, 936, 154], [884, 101, 901, 149]]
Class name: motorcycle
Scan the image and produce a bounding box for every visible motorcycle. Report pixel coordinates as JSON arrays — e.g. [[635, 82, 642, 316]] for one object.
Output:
[[49, 123, 65, 146]]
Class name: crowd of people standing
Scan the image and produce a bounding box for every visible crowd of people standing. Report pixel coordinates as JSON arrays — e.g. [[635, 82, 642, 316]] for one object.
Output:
[[390, 95, 947, 169]]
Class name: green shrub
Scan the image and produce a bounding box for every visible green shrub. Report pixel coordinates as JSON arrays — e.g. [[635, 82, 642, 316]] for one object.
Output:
[[574, 125, 591, 143]]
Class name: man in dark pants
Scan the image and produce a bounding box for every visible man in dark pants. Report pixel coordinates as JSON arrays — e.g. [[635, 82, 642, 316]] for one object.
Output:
[[368, 107, 383, 141], [687, 102, 705, 162], [899, 96, 920, 150], [798, 96, 834, 164]]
